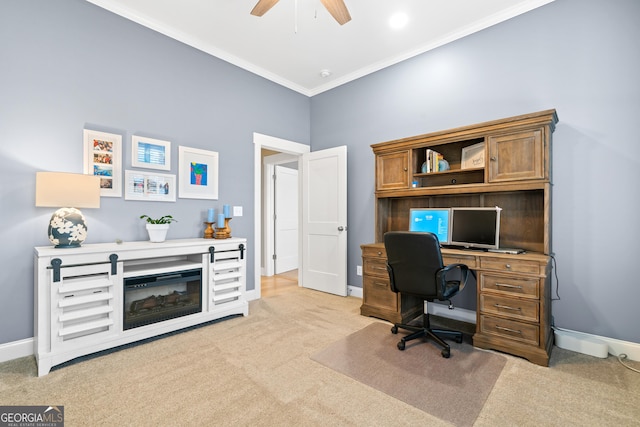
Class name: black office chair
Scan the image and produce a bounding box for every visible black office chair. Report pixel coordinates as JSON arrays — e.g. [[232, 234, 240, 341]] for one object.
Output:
[[384, 231, 472, 358]]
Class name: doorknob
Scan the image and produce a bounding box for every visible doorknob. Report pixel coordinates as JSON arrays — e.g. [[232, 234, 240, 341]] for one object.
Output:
[[338, 226, 345, 231]]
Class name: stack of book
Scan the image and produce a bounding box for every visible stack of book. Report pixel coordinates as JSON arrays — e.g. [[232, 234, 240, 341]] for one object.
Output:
[[424, 149, 444, 173]]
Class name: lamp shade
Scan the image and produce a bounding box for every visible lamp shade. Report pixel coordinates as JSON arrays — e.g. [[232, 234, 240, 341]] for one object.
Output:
[[35, 172, 101, 208], [35, 172, 101, 248]]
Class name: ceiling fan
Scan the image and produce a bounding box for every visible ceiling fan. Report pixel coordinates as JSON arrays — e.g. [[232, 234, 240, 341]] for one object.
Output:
[[251, 0, 351, 25]]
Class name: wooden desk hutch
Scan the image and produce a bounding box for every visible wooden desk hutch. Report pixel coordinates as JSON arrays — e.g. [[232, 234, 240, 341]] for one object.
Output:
[[360, 109, 558, 366]]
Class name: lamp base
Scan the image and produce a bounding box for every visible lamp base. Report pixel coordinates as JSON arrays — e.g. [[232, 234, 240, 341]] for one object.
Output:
[[48, 207, 88, 248]]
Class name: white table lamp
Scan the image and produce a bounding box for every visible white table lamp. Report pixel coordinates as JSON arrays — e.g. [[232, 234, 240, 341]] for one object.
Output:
[[35, 172, 101, 248]]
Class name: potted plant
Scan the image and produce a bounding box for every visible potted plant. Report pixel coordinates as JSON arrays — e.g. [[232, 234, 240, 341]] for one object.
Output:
[[140, 215, 177, 243]]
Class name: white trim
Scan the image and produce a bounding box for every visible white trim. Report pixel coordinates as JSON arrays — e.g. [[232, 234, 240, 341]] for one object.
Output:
[[0, 338, 33, 363], [1, 316, 638, 365], [348, 285, 363, 299], [428, 302, 477, 324], [253, 133, 309, 300], [553, 326, 640, 362]]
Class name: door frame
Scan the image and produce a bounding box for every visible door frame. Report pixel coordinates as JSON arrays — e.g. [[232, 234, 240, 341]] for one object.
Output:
[[252, 132, 310, 300]]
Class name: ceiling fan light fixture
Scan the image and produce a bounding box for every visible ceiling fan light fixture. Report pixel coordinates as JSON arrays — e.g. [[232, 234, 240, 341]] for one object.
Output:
[[320, 69, 332, 78]]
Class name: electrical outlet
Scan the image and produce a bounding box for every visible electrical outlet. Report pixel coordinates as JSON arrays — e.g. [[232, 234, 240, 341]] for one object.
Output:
[[356, 265, 362, 276]]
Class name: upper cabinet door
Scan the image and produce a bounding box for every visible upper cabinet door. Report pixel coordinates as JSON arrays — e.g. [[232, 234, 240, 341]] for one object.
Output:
[[376, 151, 410, 190], [488, 129, 545, 183]]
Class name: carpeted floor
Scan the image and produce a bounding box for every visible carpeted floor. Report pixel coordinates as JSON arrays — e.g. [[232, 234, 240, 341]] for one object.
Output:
[[311, 322, 506, 426], [1, 286, 639, 426]]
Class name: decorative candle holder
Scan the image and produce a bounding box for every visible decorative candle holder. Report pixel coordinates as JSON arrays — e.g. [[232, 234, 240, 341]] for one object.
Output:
[[215, 218, 232, 239], [203, 222, 215, 239]]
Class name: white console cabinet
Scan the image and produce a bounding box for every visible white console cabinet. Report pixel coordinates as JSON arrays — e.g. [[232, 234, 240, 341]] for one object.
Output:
[[34, 238, 248, 376]]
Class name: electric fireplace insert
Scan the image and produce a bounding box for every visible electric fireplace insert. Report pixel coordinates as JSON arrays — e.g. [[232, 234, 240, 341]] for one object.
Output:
[[123, 268, 202, 330]]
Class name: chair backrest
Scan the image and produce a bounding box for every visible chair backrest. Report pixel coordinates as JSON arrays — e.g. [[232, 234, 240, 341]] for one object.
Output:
[[384, 231, 445, 300]]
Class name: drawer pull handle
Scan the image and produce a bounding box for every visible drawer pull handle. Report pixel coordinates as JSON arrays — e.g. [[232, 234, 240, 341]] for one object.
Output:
[[372, 266, 387, 271], [494, 304, 521, 311], [505, 264, 512, 269], [373, 281, 387, 287], [495, 325, 522, 334], [495, 283, 523, 289], [377, 251, 382, 256]]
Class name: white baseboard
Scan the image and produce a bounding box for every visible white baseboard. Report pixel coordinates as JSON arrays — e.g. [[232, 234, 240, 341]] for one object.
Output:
[[245, 288, 258, 301], [428, 302, 477, 324], [553, 326, 640, 362], [0, 338, 33, 363], [2, 308, 637, 365], [348, 285, 363, 298]]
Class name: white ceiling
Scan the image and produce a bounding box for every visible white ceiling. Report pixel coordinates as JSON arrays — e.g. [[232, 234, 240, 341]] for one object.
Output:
[[86, 0, 554, 96]]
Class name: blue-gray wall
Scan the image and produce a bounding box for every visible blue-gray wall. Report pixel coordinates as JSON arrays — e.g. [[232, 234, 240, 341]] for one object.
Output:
[[1, 0, 638, 348], [311, 0, 640, 343], [0, 0, 310, 344]]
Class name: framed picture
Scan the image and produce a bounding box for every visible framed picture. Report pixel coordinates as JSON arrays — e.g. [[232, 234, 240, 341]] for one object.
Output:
[[461, 142, 485, 169], [178, 146, 219, 200], [83, 129, 122, 197], [131, 135, 171, 170], [124, 170, 176, 202]]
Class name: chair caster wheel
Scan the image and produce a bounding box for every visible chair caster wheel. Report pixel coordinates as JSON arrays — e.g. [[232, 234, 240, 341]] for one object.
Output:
[[391, 325, 398, 334], [397, 340, 406, 351], [441, 349, 450, 358], [455, 335, 463, 343]]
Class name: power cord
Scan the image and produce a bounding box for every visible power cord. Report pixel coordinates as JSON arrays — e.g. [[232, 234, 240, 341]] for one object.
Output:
[[549, 254, 560, 301], [617, 353, 640, 374]]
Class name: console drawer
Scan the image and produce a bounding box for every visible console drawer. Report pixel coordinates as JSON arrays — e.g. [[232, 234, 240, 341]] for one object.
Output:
[[480, 257, 541, 274], [363, 257, 389, 278], [480, 294, 539, 322], [480, 273, 539, 299], [362, 276, 397, 311], [479, 314, 539, 346]]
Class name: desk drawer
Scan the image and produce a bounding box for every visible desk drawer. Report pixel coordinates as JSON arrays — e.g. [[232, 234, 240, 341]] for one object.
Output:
[[363, 257, 389, 278], [480, 294, 539, 322], [442, 254, 477, 269], [480, 273, 539, 299], [479, 314, 539, 346], [362, 246, 386, 259], [363, 276, 397, 311], [480, 257, 541, 274]]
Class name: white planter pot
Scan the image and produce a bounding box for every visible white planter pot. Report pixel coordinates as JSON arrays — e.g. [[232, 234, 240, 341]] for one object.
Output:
[[146, 224, 170, 242]]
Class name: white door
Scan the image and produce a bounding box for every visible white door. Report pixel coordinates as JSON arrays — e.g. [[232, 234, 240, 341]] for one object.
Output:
[[301, 146, 348, 296], [274, 165, 298, 273]]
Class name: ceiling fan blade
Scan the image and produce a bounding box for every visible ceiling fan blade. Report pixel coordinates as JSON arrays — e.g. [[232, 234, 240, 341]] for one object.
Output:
[[320, 0, 351, 25], [251, 0, 280, 17]]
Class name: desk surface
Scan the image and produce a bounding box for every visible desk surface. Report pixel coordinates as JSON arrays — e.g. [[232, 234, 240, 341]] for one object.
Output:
[[363, 242, 549, 263]]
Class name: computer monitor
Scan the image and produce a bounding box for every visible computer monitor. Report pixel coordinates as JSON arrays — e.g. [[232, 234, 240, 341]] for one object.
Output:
[[450, 207, 501, 250], [408, 208, 451, 244]]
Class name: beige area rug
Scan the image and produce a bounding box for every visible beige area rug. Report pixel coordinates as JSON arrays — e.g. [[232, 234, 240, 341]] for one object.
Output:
[[311, 322, 506, 427]]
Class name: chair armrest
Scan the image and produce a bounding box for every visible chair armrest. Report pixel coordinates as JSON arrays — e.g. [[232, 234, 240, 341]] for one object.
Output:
[[386, 264, 398, 293], [436, 263, 472, 299]]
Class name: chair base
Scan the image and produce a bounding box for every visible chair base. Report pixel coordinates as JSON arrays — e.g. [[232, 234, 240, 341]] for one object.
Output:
[[391, 314, 463, 358]]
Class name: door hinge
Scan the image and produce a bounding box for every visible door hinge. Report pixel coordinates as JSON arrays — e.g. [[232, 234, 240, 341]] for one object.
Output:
[[272, 254, 277, 260]]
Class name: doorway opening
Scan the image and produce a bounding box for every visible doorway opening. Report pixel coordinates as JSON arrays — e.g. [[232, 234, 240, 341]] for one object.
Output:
[[252, 133, 309, 300]]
